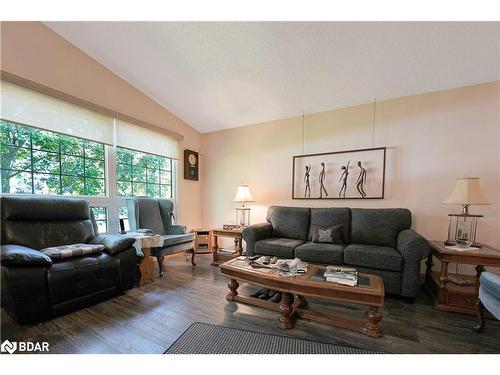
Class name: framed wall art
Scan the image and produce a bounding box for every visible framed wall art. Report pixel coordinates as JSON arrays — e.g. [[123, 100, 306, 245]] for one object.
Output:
[[184, 149, 199, 181], [292, 147, 386, 199]]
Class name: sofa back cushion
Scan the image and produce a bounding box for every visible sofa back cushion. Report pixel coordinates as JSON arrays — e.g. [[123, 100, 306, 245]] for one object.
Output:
[[266, 206, 310, 240], [309, 208, 351, 243], [350, 208, 411, 248]]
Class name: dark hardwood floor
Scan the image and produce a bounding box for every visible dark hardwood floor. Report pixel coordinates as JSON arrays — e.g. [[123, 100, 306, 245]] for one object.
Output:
[[2, 253, 499, 354]]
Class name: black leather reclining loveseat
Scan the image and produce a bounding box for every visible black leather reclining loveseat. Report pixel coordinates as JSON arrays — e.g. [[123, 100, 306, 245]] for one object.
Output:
[[1, 196, 137, 324]]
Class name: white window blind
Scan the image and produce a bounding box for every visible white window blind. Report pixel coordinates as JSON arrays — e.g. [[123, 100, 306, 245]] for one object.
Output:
[[116, 119, 180, 160], [0, 81, 114, 145]]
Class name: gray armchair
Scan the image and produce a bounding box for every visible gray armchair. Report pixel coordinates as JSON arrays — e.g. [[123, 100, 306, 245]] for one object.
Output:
[[126, 197, 195, 276]]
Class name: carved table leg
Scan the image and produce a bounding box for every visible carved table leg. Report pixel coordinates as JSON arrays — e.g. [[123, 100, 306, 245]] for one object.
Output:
[[362, 306, 383, 338], [438, 261, 449, 304], [235, 238, 243, 256], [296, 295, 308, 308], [156, 255, 165, 277], [211, 235, 219, 266], [277, 292, 294, 329], [138, 247, 155, 286], [191, 249, 196, 266], [226, 279, 239, 301], [473, 300, 485, 333]]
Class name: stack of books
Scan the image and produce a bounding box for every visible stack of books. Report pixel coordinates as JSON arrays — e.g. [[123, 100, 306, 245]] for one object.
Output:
[[324, 266, 358, 286]]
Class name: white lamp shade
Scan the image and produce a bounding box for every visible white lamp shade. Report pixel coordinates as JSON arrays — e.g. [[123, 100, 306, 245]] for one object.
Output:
[[443, 178, 490, 205], [233, 185, 255, 203]]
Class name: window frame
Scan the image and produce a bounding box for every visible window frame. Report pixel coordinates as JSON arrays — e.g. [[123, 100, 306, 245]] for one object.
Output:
[[0, 118, 179, 234]]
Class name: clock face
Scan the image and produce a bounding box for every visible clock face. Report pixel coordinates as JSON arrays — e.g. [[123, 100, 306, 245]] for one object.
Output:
[[188, 153, 197, 166]]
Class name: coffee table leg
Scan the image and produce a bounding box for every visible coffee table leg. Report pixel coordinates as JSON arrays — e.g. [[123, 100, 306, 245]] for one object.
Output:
[[277, 292, 294, 329], [296, 295, 308, 308], [226, 279, 239, 301], [363, 306, 383, 338]]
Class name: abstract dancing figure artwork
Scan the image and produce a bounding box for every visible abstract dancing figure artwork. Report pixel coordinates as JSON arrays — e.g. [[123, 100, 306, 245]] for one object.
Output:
[[356, 161, 367, 198], [304, 164, 311, 198], [338, 160, 350, 198], [319, 162, 328, 198]]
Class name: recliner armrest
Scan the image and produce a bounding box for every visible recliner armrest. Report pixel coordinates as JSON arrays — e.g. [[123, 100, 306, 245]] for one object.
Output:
[[90, 235, 135, 256], [242, 223, 273, 256], [169, 224, 187, 235], [1, 244, 52, 267], [397, 229, 430, 260]]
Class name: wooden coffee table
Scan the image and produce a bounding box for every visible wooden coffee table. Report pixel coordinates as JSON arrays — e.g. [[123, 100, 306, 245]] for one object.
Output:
[[220, 258, 385, 338]]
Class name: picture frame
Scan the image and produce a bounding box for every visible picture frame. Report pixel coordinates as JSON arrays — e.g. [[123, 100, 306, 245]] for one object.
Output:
[[184, 149, 199, 181], [292, 147, 386, 199]]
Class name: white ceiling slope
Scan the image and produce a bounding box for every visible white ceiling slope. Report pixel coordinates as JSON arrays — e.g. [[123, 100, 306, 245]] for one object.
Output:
[[45, 22, 499, 133]]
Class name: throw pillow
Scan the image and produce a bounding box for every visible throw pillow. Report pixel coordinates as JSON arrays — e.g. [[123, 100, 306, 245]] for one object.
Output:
[[311, 224, 343, 244], [41, 243, 105, 260]]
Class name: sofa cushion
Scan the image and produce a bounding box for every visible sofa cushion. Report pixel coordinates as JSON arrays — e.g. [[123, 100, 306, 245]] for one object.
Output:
[[311, 224, 343, 244], [351, 208, 411, 248], [295, 242, 344, 264], [344, 244, 403, 272], [254, 237, 305, 258], [41, 243, 105, 260], [47, 252, 121, 305], [309, 207, 351, 243], [161, 233, 195, 247], [266, 206, 310, 241]]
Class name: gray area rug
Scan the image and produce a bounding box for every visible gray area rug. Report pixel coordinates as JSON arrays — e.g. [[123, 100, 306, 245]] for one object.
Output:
[[165, 322, 384, 354]]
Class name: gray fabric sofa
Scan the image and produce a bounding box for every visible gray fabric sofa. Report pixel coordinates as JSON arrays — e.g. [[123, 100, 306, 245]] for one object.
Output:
[[126, 197, 195, 273], [243, 206, 430, 300]]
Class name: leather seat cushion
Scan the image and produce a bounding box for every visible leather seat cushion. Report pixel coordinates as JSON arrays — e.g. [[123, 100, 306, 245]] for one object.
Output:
[[294, 242, 344, 265], [254, 237, 305, 258], [344, 244, 403, 271], [161, 233, 195, 247], [47, 252, 121, 305]]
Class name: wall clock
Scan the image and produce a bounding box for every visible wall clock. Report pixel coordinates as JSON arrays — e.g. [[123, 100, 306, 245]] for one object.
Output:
[[184, 149, 199, 181]]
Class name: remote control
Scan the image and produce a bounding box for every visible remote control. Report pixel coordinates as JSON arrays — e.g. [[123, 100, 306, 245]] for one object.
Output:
[[270, 257, 278, 264], [247, 255, 260, 261], [263, 256, 272, 265]]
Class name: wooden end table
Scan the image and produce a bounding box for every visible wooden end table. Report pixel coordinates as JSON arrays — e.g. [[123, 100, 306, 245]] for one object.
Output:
[[211, 228, 244, 266], [220, 258, 385, 338], [423, 240, 500, 316]]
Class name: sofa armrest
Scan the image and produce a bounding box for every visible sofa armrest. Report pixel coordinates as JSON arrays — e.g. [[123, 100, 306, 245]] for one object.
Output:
[[242, 223, 273, 256], [397, 229, 430, 260], [397, 229, 431, 298], [169, 224, 187, 235], [1, 244, 52, 267], [90, 235, 135, 256]]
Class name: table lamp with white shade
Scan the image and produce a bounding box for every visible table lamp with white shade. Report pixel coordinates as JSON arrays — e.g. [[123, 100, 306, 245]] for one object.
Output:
[[233, 184, 255, 227], [443, 177, 490, 247]]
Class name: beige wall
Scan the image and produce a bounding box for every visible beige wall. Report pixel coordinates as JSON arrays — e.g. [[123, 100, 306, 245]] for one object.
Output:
[[202, 82, 500, 265], [0, 21, 203, 229]]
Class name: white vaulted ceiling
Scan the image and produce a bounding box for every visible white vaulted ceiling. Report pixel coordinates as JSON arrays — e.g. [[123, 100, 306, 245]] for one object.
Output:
[[45, 22, 500, 133]]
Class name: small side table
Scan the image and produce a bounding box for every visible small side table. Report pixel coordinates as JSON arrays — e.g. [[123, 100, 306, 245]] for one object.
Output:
[[423, 240, 500, 316], [211, 228, 244, 266], [127, 234, 164, 286], [192, 229, 213, 266]]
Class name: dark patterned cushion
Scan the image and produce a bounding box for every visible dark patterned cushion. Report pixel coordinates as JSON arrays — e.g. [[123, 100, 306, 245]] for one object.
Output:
[[311, 224, 343, 244], [41, 243, 105, 260]]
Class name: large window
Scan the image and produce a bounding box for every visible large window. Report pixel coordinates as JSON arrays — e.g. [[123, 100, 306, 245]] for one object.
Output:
[[116, 147, 173, 198], [1, 78, 181, 235], [1, 120, 106, 196]]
